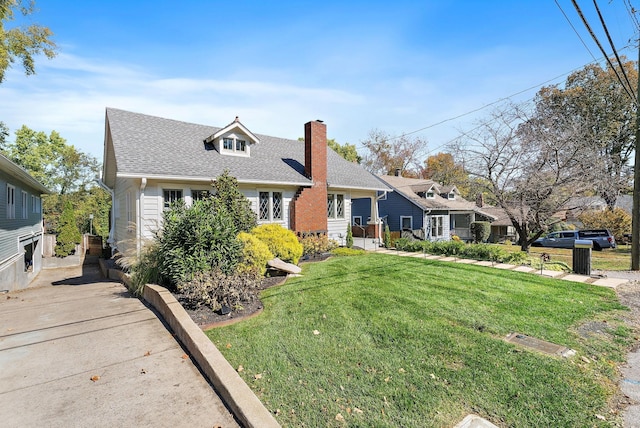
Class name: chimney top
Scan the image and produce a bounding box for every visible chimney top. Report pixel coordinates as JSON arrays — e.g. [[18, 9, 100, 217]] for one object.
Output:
[[394, 168, 401, 177], [234, 116, 239, 122]]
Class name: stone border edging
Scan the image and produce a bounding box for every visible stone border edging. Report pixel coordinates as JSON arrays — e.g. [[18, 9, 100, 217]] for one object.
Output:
[[142, 284, 280, 428]]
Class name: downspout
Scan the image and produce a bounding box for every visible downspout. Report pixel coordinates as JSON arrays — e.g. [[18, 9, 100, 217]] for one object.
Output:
[[138, 178, 147, 256], [96, 179, 115, 254]]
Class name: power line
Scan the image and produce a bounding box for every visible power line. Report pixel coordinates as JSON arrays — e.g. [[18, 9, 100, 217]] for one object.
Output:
[[555, 0, 598, 61], [571, 0, 638, 103], [592, 0, 637, 100]]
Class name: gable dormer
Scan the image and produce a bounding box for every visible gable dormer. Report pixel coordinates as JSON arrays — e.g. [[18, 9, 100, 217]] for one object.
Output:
[[440, 185, 459, 200], [410, 182, 437, 199], [204, 116, 259, 157]]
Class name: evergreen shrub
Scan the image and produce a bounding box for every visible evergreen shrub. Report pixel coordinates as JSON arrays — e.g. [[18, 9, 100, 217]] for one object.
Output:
[[237, 232, 273, 276], [252, 224, 303, 264]]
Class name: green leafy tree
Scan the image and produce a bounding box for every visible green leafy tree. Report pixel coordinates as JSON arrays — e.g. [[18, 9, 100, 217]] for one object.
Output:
[[531, 59, 637, 208], [470, 221, 491, 243], [55, 200, 81, 257], [328, 138, 361, 163], [0, 125, 100, 193], [0, 0, 57, 84], [211, 170, 257, 233]]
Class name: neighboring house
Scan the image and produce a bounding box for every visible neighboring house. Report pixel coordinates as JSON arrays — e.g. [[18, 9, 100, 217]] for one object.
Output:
[[0, 153, 50, 291], [353, 173, 495, 242], [101, 108, 390, 255]]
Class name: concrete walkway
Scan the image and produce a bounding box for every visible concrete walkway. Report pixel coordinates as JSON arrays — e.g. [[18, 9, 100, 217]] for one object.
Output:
[[0, 264, 239, 428]]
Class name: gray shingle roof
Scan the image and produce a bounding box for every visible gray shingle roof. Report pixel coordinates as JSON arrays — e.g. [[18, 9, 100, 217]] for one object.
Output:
[[104, 108, 389, 191], [379, 175, 496, 219]]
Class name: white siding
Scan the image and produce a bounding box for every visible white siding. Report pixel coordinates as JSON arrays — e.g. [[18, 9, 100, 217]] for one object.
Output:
[[327, 192, 352, 244]]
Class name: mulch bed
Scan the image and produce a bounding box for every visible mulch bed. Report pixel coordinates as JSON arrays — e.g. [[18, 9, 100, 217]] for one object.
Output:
[[172, 252, 332, 329]]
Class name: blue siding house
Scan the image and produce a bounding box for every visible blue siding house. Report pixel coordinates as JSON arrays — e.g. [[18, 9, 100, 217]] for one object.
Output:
[[0, 154, 50, 291], [353, 174, 495, 241]]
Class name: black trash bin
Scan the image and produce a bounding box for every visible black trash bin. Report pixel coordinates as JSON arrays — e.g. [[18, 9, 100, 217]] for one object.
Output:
[[573, 239, 592, 275]]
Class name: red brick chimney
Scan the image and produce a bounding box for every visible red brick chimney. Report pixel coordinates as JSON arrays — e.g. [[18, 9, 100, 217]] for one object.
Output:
[[290, 120, 328, 234]]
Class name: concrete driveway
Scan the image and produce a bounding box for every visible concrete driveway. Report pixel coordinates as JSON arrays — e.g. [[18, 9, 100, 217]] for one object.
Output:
[[0, 263, 239, 427]]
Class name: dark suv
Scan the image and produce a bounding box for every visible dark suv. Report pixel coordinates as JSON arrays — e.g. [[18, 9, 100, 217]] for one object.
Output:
[[532, 229, 616, 251]]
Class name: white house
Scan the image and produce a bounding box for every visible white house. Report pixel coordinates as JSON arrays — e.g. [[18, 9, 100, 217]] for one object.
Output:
[[100, 108, 390, 255]]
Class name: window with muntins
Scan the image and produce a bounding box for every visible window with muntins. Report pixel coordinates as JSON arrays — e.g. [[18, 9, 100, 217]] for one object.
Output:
[[426, 191, 435, 199], [327, 194, 345, 219], [259, 191, 283, 221], [163, 189, 183, 210], [222, 137, 247, 155], [6, 185, 15, 219]]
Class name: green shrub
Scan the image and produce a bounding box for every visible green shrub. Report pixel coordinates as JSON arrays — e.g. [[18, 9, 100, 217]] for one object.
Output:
[[331, 247, 365, 256], [504, 251, 528, 265], [55, 200, 82, 257], [346, 224, 353, 248], [157, 199, 242, 289], [299, 233, 338, 257], [178, 269, 262, 311], [470, 221, 491, 243], [459, 243, 505, 261], [237, 232, 274, 276], [384, 225, 391, 248], [252, 224, 303, 264], [211, 170, 257, 233]]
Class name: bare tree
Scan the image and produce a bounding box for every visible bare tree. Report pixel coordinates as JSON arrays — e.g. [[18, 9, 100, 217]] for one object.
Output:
[[360, 129, 428, 177], [453, 102, 592, 251]]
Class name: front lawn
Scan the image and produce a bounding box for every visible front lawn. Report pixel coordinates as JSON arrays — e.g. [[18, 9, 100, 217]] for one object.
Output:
[[207, 253, 631, 427], [499, 244, 632, 271]]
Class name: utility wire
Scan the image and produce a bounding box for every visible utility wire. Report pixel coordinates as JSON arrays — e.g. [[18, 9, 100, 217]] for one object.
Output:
[[623, 0, 640, 33], [571, 0, 638, 103], [555, 0, 598, 61], [592, 0, 637, 100]]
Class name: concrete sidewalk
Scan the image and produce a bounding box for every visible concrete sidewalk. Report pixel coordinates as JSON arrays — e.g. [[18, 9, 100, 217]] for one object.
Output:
[[0, 264, 239, 428]]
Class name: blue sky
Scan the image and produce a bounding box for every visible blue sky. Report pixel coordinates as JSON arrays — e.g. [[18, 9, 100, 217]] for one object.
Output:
[[1, 0, 638, 161]]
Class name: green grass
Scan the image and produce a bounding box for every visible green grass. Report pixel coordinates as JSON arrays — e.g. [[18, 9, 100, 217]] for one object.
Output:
[[499, 244, 632, 271], [207, 253, 632, 427]]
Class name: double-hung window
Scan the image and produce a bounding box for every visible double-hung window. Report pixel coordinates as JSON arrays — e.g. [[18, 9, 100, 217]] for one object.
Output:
[[327, 193, 344, 219], [163, 189, 183, 210], [6, 185, 15, 219], [258, 191, 283, 221]]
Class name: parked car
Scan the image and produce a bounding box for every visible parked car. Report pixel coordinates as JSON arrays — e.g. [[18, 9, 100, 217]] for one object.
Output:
[[532, 229, 616, 251]]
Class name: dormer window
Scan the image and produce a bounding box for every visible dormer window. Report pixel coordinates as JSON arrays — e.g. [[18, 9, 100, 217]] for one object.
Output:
[[426, 191, 435, 199], [205, 116, 259, 157], [222, 137, 247, 154], [448, 193, 455, 200]]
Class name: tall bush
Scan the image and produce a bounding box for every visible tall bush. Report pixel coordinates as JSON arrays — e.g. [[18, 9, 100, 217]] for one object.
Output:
[[157, 199, 242, 289], [55, 200, 81, 257], [384, 224, 391, 248], [252, 224, 303, 264], [578, 208, 631, 243], [470, 221, 491, 243], [212, 170, 257, 233]]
